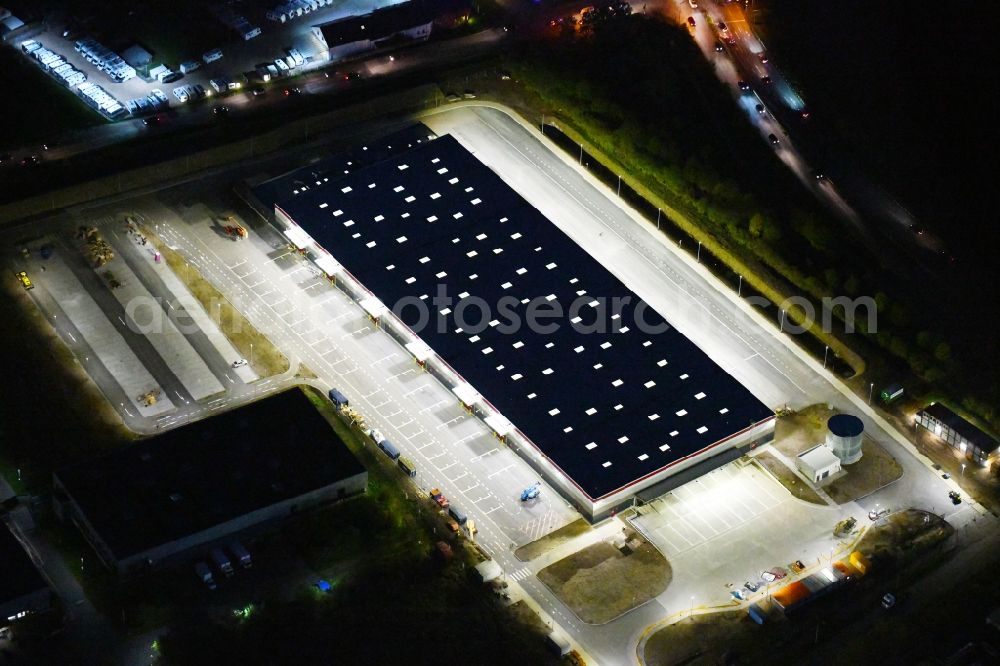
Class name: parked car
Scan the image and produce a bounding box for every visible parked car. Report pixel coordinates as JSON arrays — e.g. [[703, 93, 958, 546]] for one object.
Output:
[[755, 103, 766, 115], [761, 75, 773, 85], [714, 41, 724, 52], [881, 592, 896, 609], [744, 580, 760, 592], [232, 359, 248, 368]]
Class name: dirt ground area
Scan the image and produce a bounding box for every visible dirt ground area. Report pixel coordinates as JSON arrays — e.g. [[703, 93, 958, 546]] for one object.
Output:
[[515, 518, 592, 562], [772, 405, 836, 457], [753, 451, 825, 504], [824, 437, 903, 504], [644, 511, 958, 666], [537, 532, 671, 624], [147, 229, 289, 378]]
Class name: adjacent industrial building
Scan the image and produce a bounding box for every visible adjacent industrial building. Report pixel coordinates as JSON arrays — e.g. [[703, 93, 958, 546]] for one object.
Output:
[[266, 131, 774, 520], [916, 403, 999, 466], [796, 444, 842, 484], [311, 1, 436, 61], [0, 524, 50, 626], [53, 389, 367, 576]]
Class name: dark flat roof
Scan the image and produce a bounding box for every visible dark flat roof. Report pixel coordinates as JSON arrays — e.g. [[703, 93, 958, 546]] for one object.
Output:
[[922, 403, 997, 452], [277, 135, 772, 500], [55, 389, 365, 560], [317, 1, 435, 48], [828, 414, 863, 438], [251, 125, 437, 212], [0, 523, 46, 603]]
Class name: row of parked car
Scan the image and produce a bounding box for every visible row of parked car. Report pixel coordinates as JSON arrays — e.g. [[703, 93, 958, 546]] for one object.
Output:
[[194, 540, 252, 590]]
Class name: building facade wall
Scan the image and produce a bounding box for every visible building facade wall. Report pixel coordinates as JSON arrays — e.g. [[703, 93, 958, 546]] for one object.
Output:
[[917, 410, 995, 466]]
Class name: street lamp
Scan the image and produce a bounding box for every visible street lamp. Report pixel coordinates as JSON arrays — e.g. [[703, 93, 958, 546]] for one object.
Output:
[[617, 174, 622, 197], [250, 343, 254, 367], [868, 382, 875, 405], [579, 143, 583, 164], [823, 345, 829, 369], [697, 241, 702, 263], [656, 208, 661, 230], [690, 595, 695, 618], [779, 309, 785, 332], [738, 274, 743, 297]]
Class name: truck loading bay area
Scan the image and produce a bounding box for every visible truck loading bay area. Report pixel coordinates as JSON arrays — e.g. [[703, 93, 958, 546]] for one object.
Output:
[[5, 103, 984, 665]]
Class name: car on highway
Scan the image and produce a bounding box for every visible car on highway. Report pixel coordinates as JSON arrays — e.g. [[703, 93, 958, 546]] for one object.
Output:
[[463, 90, 477, 99], [881, 592, 896, 609], [20, 155, 40, 167], [800, 109, 811, 120], [0, 153, 11, 165], [714, 41, 724, 52], [283, 87, 302, 96], [814, 171, 826, 180], [232, 359, 248, 368], [755, 103, 766, 115], [761, 75, 772, 85], [16, 271, 33, 290], [738, 80, 751, 91], [251, 87, 266, 97], [758, 52, 769, 64], [213, 105, 229, 116], [768, 133, 780, 145]]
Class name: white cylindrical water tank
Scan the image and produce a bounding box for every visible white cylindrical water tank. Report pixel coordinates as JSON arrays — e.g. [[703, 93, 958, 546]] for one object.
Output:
[[826, 414, 864, 464]]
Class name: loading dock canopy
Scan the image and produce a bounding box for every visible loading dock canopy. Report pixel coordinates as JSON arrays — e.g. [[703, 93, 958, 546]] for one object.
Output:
[[360, 297, 388, 319], [284, 226, 312, 249], [484, 414, 513, 437], [314, 254, 342, 276], [452, 382, 481, 406], [404, 340, 434, 362]]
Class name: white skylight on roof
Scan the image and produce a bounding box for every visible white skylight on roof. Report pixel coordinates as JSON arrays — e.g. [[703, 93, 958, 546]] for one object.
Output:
[[601, 342, 612, 350], [586, 407, 597, 416], [471, 198, 482, 205], [453, 212, 463, 219], [638, 454, 649, 461], [375, 215, 385, 222], [564, 427, 574, 433], [719, 408, 729, 414], [437, 167, 448, 174], [476, 233, 487, 240], [697, 426, 708, 434], [659, 444, 671, 452], [493, 248, 503, 254], [695, 392, 706, 400], [401, 213, 410, 219], [545, 342, 554, 349], [369, 183, 376, 189], [645, 380, 656, 388], [341, 186, 353, 193], [319, 203, 328, 209], [614, 404, 623, 410], [488, 319, 500, 327], [366, 241, 376, 248], [516, 268, 528, 275], [430, 192, 441, 199], [419, 256, 430, 263], [482, 347, 493, 355], [511, 232, 522, 239], [643, 341, 652, 347], [396, 236, 407, 243], [465, 186, 474, 192], [586, 442, 597, 450], [458, 291, 469, 298], [386, 264, 395, 270], [619, 326, 631, 334], [574, 346, 585, 353], [405, 195, 416, 203], [501, 281, 513, 289], [546, 262, 557, 269], [469, 335, 480, 342], [545, 294, 556, 301], [602, 461, 612, 468], [680, 373, 689, 380], [658, 359, 668, 367], [469, 274, 478, 280], [670, 430, 679, 437], [405, 277, 416, 284], [398, 164, 408, 170], [435, 271, 447, 278], [467, 250, 478, 258], [549, 408, 560, 416], [427, 215, 438, 223], [333, 209, 343, 216], [593, 363, 603, 369], [542, 368, 553, 375], [394, 185, 404, 192], [513, 341, 524, 349], [527, 392, 537, 399], [612, 379, 623, 387], [351, 233, 361, 239], [344, 220, 355, 227], [676, 409, 687, 417], [511, 373, 523, 380], [649, 414, 660, 421], [449, 177, 459, 184], [440, 307, 452, 316]]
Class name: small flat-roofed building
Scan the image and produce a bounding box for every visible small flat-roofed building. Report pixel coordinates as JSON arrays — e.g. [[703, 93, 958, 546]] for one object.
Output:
[[0, 524, 50, 626], [916, 403, 998, 466], [120, 44, 152, 74], [796, 444, 841, 484], [311, 1, 435, 61], [53, 389, 367, 576]]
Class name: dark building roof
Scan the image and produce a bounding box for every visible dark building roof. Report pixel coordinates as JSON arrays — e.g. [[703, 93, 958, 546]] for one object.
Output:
[[275, 135, 772, 500], [251, 124, 438, 212], [316, 1, 435, 48], [55, 389, 365, 561], [827, 414, 863, 438], [121, 44, 152, 68], [922, 403, 998, 452], [0, 523, 47, 604]]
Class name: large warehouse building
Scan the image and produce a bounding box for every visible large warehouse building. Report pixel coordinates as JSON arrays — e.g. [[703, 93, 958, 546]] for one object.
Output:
[[0, 524, 50, 626], [53, 389, 367, 576], [267, 132, 774, 520]]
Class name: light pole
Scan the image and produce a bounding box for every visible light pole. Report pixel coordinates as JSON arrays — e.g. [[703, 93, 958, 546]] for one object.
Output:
[[250, 342, 254, 367], [617, 174, 622, 197], [579, 143, 583, 164], [738, 274, 743, 297], [868, 382, 875, 405], [690, 595, 695, 618], [697, 241, 702, 263], [779, 310, 785, 332], [823, 345, 829, 369], [540, 113, 545, 132], [656, 208, 661, 230]]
